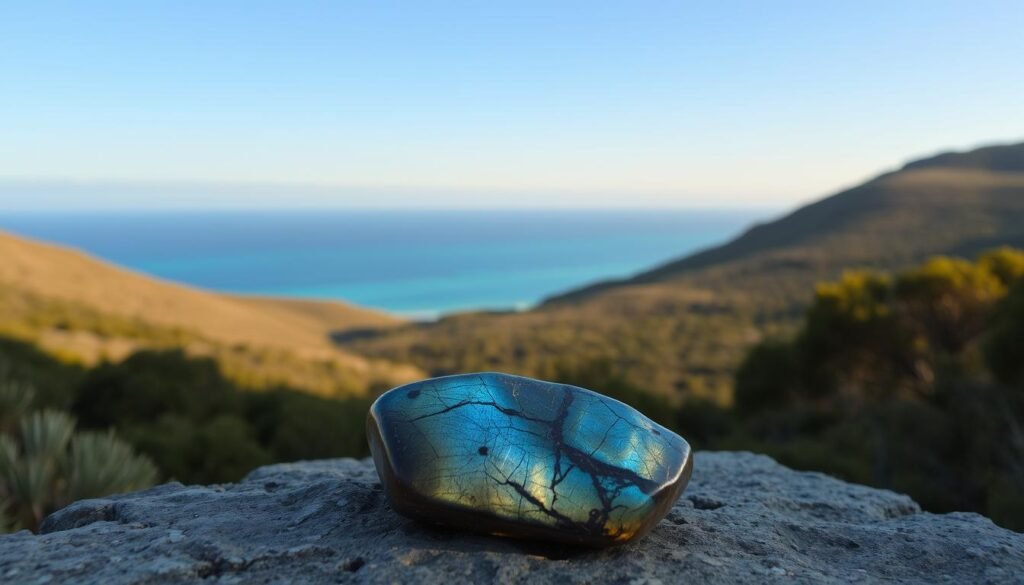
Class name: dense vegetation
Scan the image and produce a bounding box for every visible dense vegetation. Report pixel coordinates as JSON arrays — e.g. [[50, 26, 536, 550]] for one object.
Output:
[[0, 341, 373, 532], [0, 337, 689, 533], [707, 249, 1024, 530]]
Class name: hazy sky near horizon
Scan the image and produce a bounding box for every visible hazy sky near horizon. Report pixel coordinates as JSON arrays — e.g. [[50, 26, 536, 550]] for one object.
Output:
[[1, 1, 1022, 210]]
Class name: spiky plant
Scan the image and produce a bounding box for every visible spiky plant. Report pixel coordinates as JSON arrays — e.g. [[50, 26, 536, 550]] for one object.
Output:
[[0, 407, 158, 532], [0, 435, 18, 532], [65, 430, 158, 503], [0, 502, 11, 533], [0, 378, 36, 434], [10, 411, 74, 527]]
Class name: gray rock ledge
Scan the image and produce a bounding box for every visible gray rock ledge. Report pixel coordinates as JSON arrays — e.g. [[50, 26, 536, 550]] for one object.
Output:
[[1, 452, 1021, 584]]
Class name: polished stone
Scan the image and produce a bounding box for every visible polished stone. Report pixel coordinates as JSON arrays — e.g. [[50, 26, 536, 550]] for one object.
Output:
[[367, 372, 693, 547]]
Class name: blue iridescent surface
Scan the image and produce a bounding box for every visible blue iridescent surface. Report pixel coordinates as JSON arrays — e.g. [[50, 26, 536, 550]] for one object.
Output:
[[367, 373, 693, 546]]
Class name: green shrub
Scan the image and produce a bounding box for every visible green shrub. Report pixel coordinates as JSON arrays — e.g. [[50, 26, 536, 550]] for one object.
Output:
[[69, 349, 373, 484], [247, 391, 372, 462], [0, 338, 83, 409], [73, 350, 239, 428], [986, 281, 1024, 388], [730, 248, 1024, 531], [733, 340, 799, 415]]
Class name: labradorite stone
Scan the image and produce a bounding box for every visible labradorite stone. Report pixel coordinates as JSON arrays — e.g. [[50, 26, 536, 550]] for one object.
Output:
[[366, 372, 693, 547]]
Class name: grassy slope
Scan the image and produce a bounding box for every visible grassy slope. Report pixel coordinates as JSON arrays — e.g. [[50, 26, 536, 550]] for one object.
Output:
[[550, 143, 1024, 303], [0, 232, 422, 396], [342, 143, 1024, 401]]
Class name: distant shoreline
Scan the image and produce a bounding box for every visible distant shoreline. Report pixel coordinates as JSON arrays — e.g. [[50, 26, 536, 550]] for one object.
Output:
[[0, 209, 773, 315]]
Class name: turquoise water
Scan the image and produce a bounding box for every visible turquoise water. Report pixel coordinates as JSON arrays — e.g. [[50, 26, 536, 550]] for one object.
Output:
[[0, 210, 768, 317]]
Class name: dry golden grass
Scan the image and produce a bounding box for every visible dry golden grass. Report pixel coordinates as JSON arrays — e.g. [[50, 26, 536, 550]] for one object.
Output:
[[0, 231, 422, 396], [884, 167, 1024, 190], [0, 231, 400, 350]]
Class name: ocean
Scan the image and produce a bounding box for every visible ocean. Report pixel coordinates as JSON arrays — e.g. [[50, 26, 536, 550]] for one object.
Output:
[[0, 209, 770, 317]]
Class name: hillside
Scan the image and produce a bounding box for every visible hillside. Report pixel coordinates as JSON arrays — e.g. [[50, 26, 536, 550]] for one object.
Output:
[[0, 231, 422, 396], [548, 142, 1024, 304], [341, 142, 1024, 401]]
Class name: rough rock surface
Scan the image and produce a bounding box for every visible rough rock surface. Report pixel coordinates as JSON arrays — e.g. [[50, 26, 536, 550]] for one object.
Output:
[[1, 452, 1022, 584]]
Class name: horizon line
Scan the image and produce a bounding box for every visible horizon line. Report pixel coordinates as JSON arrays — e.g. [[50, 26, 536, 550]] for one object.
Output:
[[0, 205, 784, 213]]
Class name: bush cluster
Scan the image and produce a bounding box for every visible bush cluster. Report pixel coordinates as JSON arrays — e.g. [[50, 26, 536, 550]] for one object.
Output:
[[729, 248, 1024, 530]]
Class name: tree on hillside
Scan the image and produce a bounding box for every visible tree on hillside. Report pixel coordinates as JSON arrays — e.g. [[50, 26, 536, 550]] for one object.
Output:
[[978, 247, 1024, 286], [731, 248, 1024, 530], [986, 280, 1024, 389], [894, 257, 1005, 355], [786, 271, 918, 402], [733, 340, 799, 415]]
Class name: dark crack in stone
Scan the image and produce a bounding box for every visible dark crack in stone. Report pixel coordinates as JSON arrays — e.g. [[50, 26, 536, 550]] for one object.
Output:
[[367, 372, 693, 547]]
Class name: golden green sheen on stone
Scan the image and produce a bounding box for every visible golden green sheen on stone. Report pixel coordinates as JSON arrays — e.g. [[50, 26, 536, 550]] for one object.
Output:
[[366, 372, 693, 547]]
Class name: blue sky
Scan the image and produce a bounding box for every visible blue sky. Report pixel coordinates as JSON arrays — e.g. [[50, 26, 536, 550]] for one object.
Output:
[[1, 1, 1022, 210]]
